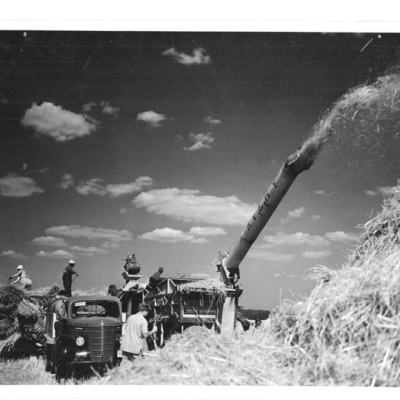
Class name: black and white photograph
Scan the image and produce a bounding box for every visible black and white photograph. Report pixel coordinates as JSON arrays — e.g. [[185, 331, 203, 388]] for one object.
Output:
[[1, 2, 400, 398]]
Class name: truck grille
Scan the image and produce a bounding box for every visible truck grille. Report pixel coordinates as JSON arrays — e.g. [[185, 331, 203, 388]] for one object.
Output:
[[86, 325, 119, 362]]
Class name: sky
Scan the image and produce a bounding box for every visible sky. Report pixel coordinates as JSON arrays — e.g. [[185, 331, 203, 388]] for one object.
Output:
[[1, 30, 400, 310]]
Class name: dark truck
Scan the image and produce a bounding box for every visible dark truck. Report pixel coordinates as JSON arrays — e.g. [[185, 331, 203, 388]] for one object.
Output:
[[44, 295, 123, 379]]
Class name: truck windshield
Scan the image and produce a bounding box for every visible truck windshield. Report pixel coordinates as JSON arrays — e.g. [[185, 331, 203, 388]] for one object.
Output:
[[71, 300, 120, 319]]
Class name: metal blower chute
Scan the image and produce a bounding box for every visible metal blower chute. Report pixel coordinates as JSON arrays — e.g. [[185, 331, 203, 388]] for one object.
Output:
[[217, 146, 315, 286]]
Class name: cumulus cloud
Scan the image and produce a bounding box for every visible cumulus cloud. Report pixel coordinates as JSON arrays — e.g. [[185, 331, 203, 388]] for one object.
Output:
[[139, 228, 196, 243], [312, 215, 321, 222], [203, 116, 221, 124], [263, 232, 330, 247], [32, 236, 68, 247], [301, 250, 332, 259], [21, 102, 99, 142], [325, 231, 358, 242], [1, 250, 29, 259], [137, 110, 167, 128], [364, 190, 377, 197], [59, 173, 74, 189], [190, 273, 210, 279], [280, 207, 305, 224], [100, 101, 120, 116], [188, 227, 226, 236], [69, 245, 108, 255], [184, 132, 215, 151], [132, 188, 256, 225], [287, 207, 305, 219], [162, 47, 212, 65], [36, 249, 74, 259], [76, 176, 153, 198], [45, 225, 133, 243], [82, 102, 96, 113], [0, 174, 44, 197], [247, 248, 295, 261]]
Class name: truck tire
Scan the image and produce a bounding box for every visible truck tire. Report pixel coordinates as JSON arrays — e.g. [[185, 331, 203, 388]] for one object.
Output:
[[44, 345, 54, 373]]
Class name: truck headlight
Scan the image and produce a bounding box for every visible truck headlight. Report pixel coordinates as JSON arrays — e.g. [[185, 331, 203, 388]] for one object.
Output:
[[76, 336, 85, 346]]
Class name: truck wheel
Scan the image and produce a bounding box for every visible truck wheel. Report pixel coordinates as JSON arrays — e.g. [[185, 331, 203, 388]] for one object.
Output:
[[44, 346, 53, 373], [55, 364, 68, 383]]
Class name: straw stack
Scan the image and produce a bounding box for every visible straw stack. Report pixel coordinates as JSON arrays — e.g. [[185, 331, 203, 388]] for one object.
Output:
[[92, 184, 400, 386], [0, 283, 60, 358]]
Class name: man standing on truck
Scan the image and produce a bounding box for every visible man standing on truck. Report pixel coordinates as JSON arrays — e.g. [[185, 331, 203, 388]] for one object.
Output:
[[62, 260, 78, 297], [120, 304, 157, 361], [146, 267, 164, 292]]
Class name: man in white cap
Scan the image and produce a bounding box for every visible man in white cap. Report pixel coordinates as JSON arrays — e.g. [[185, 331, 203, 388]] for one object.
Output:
[[62, 260, 78, 297], [9, 265, 32, 290]]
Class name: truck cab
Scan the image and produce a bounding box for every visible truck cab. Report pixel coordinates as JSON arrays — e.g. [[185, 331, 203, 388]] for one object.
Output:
[[44, 295, 123, 379]]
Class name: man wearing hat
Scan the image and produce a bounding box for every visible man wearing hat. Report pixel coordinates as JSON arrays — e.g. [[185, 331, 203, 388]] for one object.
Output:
[[9, 265, 32, 290], [62, 260, 78, 297]]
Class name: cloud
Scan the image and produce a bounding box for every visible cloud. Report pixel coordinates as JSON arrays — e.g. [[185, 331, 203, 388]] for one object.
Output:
[[190, 238, 209, 244], [45, 225, 133, 243], [312, 215, 321, 222], [287, 207, 305, 219], [0, 174, 44, 197], [184, 132, 215, 151], [364, 190, 377, 197], [120, 208, 127, 214], [314, 190, 325, 195], [190, 273, 210, 279], [139, 228, 196, 243], [248, 248, 295, 261], [21, 102, 99, 142], [137, 110, 167, 128], [263, 232, 330, 247], [280, 207, 305, 224], [162, 47, 212, 65], [36, 249, 74, 259], [1, 250, 29, 259], [83, 102, 96, 113], [69, 245, 108, 255], [59, 173, 74, 189], [32, 236, 68, 247], [325, 231, 358, 242], [203, 116, 221, 124], [377, 186, 399, 196], [100, 101, 120, 116], [188, 227, 226, 236], [76, 176, 153, 198], [132, 188, 256, 225], [301, 250, 332, 259]]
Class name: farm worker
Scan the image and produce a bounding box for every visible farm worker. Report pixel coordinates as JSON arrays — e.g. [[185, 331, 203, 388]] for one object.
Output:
[[107, 284, 121, 297], [146, 267, 164, 291], [120, 303, 157, 361], [9, 265, 32, 290], [62, 259, 78, 297], [47, 290, 68, 320], [47, 290, 68, 337]]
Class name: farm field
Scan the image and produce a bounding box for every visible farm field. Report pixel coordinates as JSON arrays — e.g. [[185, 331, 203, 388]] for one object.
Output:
[[1, 29, 400, 391]]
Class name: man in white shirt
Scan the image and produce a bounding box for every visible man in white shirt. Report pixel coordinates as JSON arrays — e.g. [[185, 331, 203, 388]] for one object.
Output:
[[121, 303, 157, 360]]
